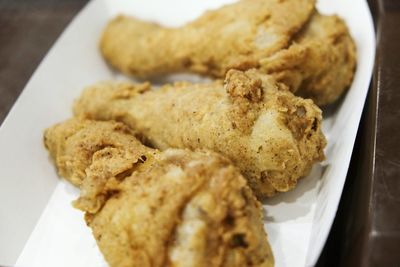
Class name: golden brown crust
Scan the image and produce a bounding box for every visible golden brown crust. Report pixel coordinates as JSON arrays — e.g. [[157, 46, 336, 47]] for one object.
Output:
[[44, 119, 154, 212], [100, 1, 356, 106], [260, 13, 357, 105], [74, 70, 326, 197], [225, 70, 263, 134], [44, 119, 274, 267], [44, 119, 147, 187], [100, 0, 315, 78]]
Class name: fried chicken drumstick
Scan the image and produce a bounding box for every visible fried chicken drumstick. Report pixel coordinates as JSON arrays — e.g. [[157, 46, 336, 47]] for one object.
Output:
[[100, 0, 356, 105], [101, 0, 315, 77], [44, 119, 274, 267], [74, 70, 326, 198], [260, 13, 356, 105]]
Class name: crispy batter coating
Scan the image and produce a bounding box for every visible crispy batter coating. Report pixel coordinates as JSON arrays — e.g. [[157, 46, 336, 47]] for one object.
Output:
[[44, 119, 155, 212], [74, 70, 326, 197], [100, 0, 315, 77], [44, 118, 148, 188], [100, 0, 356, 105], [260, 13, 357, 105], [44, 119, 274, 267]]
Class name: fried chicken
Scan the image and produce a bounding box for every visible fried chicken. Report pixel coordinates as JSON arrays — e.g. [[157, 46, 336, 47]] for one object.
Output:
[[260, 13, 357, 105], [74, 69, 326, 198], [101, 0, 314, 78], [44, 119, 274, 267], [100, 0, 356, 105]]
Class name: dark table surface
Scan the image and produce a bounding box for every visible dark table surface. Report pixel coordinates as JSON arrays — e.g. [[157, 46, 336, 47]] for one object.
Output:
[[1, 0, 399, 266]]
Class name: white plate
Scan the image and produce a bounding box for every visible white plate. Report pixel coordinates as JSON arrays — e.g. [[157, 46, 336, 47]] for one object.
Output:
[[0, 0, 375, 266]]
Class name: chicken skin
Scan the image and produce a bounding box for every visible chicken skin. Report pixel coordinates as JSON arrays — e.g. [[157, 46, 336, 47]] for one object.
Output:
[[100, 0, 315, 77], [100, 0, 356, 105], [260, 13, 356, 105], [44, 119, 274, 267], [74, 70, 326, 198]]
